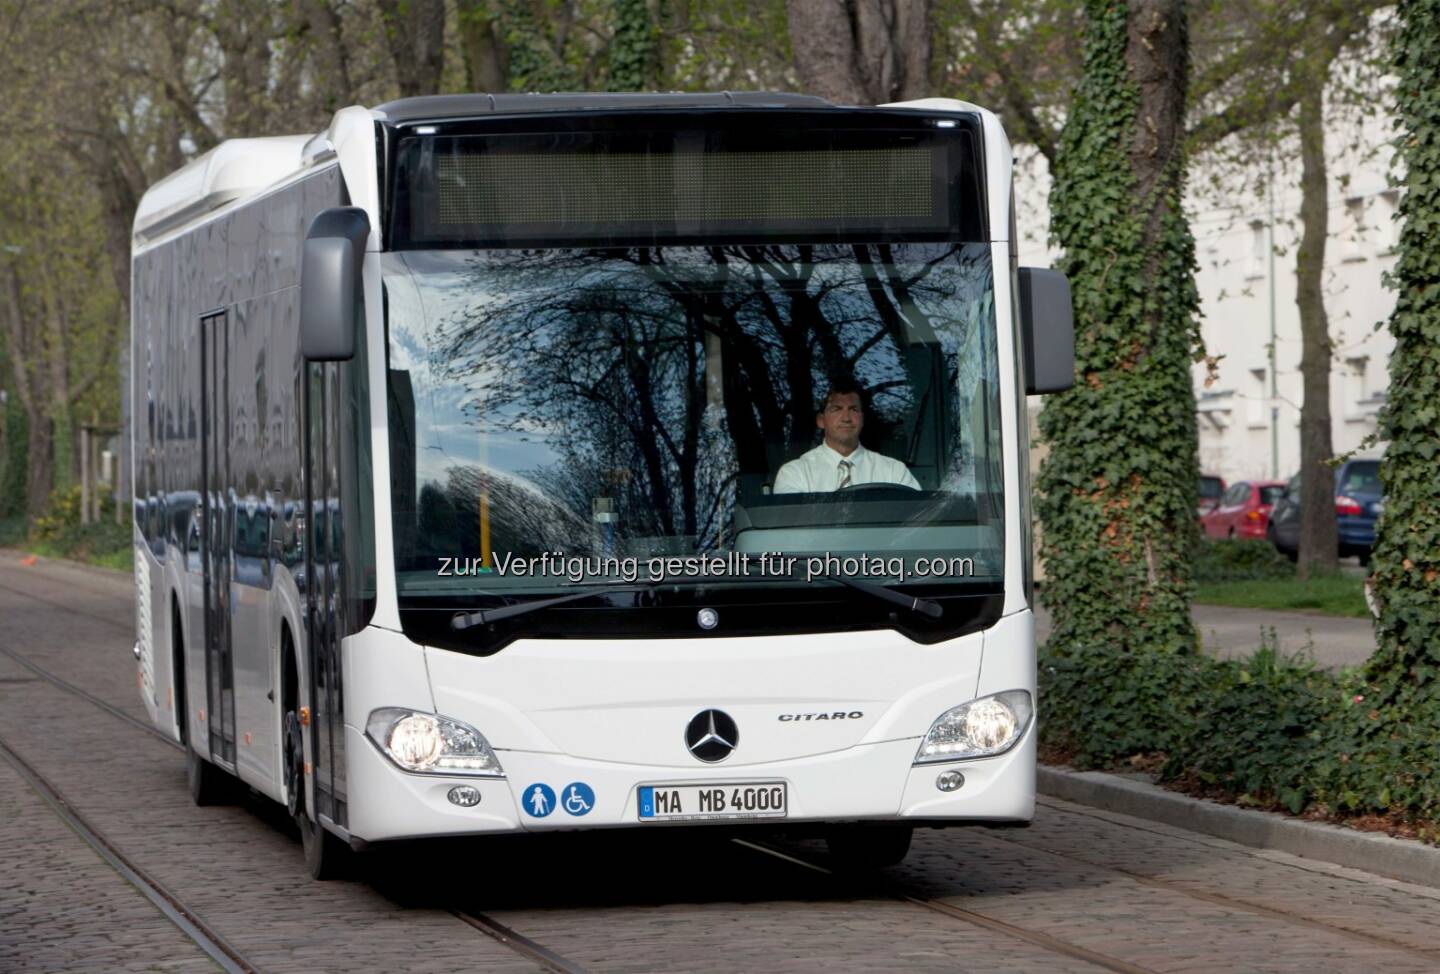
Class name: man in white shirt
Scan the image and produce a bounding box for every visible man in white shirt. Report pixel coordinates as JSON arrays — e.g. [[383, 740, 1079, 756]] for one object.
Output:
[[772, 378, 921, 493]]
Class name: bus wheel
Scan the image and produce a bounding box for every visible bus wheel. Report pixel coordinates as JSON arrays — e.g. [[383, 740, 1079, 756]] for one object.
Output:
[[299, 806, 352, 881], [283, 711, 304, 818], [286, 706, 351, 880], [825, 824, 913, 871], [186, 743, 234, 806]]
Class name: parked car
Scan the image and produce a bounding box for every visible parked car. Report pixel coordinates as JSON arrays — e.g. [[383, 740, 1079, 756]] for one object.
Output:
[[1201, 480, 1286, 540], [1266, 459, 1383, 564], [1198, 474, 1226, 516]]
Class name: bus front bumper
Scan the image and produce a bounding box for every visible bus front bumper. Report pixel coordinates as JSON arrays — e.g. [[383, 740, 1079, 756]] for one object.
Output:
[[342, 722, 1035, 843]]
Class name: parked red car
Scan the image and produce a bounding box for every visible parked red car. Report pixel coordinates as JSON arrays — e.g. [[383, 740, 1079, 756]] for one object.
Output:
[[1202, 480, 1287, 540]]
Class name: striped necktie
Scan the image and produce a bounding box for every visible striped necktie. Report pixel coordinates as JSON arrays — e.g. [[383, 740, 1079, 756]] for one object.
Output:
[[837, 459, 853, 489]]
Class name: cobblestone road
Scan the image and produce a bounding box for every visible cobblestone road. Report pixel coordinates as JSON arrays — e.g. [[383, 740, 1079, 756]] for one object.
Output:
[[2, 552, 1436, 974]]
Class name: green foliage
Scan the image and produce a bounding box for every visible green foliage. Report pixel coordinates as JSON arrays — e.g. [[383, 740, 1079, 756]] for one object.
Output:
[[24, 484, 130, 569], [1160, 644, 1331, 813], [502, 0, 581, 92], [1040, 641, 1209, 766], [0, 515, 25, 548], [608, 0, 658, 91], [32, 484, 89, 541], [1043, 637, 1440, 830], [0, 388, 26, 519], [1036, 0, 1204, 658], [1192, 538, 1294, 583], [1363, 0, 1440, 755], [1324, 0, 1440, 835]]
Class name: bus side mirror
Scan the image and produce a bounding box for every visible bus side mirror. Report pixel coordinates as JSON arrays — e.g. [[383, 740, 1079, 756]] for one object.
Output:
[[1018, 267, 1075, 394], [301, 207, 370, 362]]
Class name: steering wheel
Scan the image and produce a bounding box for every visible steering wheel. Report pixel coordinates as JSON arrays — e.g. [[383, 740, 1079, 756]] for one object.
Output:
[[837, 481, 920, 492]]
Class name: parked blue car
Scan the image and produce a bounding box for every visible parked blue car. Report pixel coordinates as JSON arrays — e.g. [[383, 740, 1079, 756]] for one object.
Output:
[[1266, 459, 1383, 564]]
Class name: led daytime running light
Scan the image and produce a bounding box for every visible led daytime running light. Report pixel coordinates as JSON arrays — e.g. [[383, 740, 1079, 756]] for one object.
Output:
[[915, 690, 1032, 763], [366, 708, 505, 777]]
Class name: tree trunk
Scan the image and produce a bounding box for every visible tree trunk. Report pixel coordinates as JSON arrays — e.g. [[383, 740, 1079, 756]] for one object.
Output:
[[300, 0, 354, 114], [785, 0, 931, 104], [1294, 81, 1338, 581], [1036, 0, 1202, 664], [457, 0, 509, 91], [25, 413, 52, 517], [1126, 0, 1188, 259], [378, 0, 447, 98]]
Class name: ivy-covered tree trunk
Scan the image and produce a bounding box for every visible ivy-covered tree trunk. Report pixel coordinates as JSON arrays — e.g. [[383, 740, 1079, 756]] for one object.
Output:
[[502, 0, 580, 92], [1359, 0, 1440, 818], [609, 0, 659, 91], [1037, 0, 1203, 663]]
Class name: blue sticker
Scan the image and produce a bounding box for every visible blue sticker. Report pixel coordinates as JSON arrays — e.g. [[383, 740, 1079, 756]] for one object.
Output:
[[560, 782, 595, 816], [522, 782, 556, 818], [638, 786, 654, 818]]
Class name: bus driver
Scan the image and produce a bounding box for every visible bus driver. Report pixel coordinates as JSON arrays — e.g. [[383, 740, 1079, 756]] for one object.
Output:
[[773, 377, 921, 494]]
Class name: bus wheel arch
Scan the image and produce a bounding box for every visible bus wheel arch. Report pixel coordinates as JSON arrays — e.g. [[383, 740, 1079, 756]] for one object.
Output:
[[170, 594, 187, 746]]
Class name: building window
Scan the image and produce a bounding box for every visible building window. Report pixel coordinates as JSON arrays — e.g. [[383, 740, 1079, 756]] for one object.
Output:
[[1380, 189, 1401, 254], [1342, 197, 1367, 262], [1344, 356, 1376, 421], [1247, 220, 1266, 279], [1248, 368, 1267, 427]]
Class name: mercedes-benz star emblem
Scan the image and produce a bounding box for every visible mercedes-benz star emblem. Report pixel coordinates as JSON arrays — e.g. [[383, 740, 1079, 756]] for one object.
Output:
[[685, 709, 738, 763]]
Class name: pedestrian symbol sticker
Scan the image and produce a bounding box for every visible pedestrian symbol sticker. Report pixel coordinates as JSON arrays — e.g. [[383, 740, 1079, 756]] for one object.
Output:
[[561, 782, 594, 816], [523, 783, 556, 818]]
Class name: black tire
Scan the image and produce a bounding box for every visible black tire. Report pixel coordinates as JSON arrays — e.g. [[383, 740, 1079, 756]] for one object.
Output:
[[283, 711, 304, 818], [825, 824, 913, 871], [285, 703, 351, 880], [300, 806, 353, 881], [186, 743, 235, 806]]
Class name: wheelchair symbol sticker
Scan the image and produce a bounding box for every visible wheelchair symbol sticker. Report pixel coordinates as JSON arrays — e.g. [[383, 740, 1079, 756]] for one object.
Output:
[[560, 782, 594, 816], [522, 783, 556, 818]]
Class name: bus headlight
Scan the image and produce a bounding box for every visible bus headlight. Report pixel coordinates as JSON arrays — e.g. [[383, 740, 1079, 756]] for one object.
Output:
[[366, 708, 505, 777], [915, 690, 1032, 763]]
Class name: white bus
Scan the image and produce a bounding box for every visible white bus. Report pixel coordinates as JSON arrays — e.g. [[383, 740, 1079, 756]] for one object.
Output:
[[130, 93, 1073, 879]]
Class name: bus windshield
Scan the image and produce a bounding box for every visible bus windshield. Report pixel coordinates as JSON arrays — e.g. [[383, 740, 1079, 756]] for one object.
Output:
[[383, 242, 1003, 606]]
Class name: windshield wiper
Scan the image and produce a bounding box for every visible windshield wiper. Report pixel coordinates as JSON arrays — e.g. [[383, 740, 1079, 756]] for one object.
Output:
[[673, 567, 944, 619], [447, 569, 943, 631], [450, 582, 655, 630], [804, 571, 944, 618]]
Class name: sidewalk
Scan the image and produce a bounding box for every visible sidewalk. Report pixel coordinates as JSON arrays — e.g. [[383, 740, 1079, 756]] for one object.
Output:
[[1033, 602, 1377, 670]]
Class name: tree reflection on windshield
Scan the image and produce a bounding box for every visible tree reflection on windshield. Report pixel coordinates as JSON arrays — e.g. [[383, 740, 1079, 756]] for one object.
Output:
[[384, 242, 1001, 591]]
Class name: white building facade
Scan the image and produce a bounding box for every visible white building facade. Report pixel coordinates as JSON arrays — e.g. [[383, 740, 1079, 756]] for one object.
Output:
[[1016, 111, 1397, 487]]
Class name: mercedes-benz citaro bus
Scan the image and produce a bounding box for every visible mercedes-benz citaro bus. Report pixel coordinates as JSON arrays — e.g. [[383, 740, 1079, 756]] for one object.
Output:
[[130, 92, 1074, 879]]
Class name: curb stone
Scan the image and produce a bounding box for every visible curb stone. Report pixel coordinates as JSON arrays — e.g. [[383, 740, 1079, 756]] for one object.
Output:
[[1038, 764, 1440, 889]]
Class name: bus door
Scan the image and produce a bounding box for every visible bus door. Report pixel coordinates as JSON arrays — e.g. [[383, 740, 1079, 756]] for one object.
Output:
[[200, 310, 237, 768], [304, 361, 347, 827]]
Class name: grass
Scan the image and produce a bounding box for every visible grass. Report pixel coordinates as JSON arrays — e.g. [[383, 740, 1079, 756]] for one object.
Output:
[[1194, 573, 1369, 618], [0, 514, 133, 572]]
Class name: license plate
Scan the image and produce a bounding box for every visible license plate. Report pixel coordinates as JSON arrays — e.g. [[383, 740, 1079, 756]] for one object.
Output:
[[637, 782, 788, 822]]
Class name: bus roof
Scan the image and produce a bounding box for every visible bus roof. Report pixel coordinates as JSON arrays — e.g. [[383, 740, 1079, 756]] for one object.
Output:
[[133, 93, 987, 248], [372, 91, 834, 125], [132, 135, 312, 243]]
